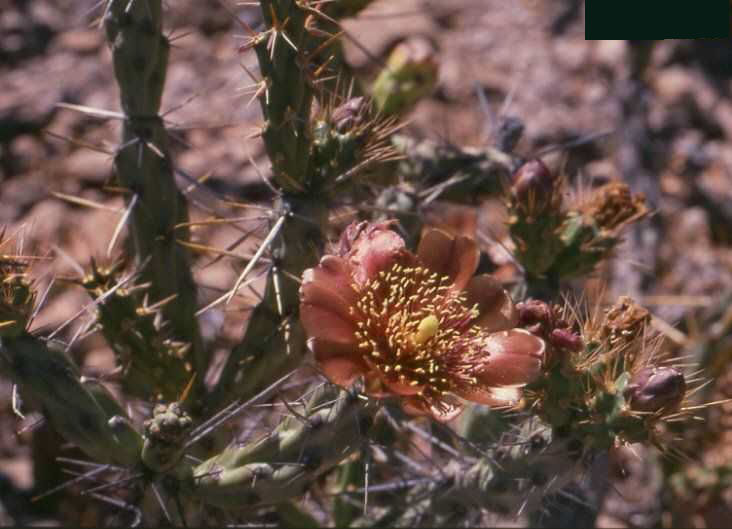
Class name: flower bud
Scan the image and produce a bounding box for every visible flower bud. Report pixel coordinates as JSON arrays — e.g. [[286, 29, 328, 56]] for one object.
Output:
[[549, 328, 583, 352], [625, 366, 686, 413], [331, 96, 366, 133], [517, 298, 553, 327], [516, 299, 583, 356], [511, 159, 555, 215]]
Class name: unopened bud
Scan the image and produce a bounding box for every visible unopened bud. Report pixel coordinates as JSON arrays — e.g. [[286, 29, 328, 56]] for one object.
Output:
[[516, 299, 583, 357], [549, 328, 583, 352], [331, 96, 366, 133], [511, 159, 555, 215], [517, 298, 553, 327], [625, 366, 686, 413]]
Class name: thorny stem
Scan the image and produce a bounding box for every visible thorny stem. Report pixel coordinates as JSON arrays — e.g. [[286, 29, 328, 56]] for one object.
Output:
[[104, 0, 207, 402], [186, 385, 375, 508], [356, 423, 587, 527], [207, 196, 328, 410]]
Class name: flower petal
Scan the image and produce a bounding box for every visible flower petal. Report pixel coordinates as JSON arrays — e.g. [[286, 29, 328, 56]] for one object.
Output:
[[300, 278, 354, 327], [476, 329, 546, 387], [340, 221, 406, 284], [300, 303, 357, 345], [423, 201, 477, 239], [454, 385, 521, 407], [308, 338, 365, 387], [465, 275, 518, 332], [416, 228, 479, 290], [302, 255, 358, 306]]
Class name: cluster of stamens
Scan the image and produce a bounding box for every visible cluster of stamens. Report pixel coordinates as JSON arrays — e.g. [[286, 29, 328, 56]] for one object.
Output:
[[350, 262, 489, 411]]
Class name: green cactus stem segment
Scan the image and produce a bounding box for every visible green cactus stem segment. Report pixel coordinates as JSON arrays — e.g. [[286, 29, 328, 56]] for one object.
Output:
[[360, 424, 588, 526], [186, 387, 374, 508], [104, 0, 206, 403], [0, 335, 142, 467], [208, 196, 327, 409], [82, 261, 193, 402]]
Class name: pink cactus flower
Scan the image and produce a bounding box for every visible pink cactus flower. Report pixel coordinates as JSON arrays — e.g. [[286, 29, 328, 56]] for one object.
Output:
[[300, 221, 546, 421]]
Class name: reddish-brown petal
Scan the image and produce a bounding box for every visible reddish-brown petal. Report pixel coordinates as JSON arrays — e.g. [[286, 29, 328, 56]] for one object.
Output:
[[302, 255, 358, 306], [308, 338, 366, 386], [476, 329, 546, 387], [300, 279, 354, 328], [422, 201, 478, 239], [416, 228, 479, 290], [340, 221, 406, 284], [300, 303, 358, 345], [465, 275, 518, 332], [454, 385, 521, 407]]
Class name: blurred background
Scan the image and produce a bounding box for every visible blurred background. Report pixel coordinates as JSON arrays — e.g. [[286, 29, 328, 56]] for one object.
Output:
[[2, 0, 732, 526]]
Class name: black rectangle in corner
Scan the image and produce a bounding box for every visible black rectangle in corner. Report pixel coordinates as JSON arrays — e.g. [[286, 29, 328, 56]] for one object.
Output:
[[586, 0, 731, 39]]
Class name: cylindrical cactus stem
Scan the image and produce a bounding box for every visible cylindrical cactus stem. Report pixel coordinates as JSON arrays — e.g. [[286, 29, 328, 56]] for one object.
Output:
[[103, 0, 206, 402], [454, 424, 587, 519], [186, 385, 375, 508], [207, 195, 328, 409], [81, 260, 193, 402], [252, 0, 316, 192], [209, 2, 406, 410], [362, 423, 588, 527], [506, 159, 565, 296], [0, 334, 142, 467]]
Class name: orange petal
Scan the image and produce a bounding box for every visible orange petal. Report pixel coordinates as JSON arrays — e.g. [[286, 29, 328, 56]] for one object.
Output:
[[465, 275, 518, 332], [302, 255, 358, 306], [416, 228, 479, 290], [300, 303, 357, 345], [476, 329, 546, 387], [308, 338, 365, 387]]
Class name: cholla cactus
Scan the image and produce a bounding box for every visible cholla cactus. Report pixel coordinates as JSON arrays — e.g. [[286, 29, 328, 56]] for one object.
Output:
[[0, 1, 715, 527]]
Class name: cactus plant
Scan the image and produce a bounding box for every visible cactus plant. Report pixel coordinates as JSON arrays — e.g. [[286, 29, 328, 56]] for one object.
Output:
[[0, 2, 718, 527]]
